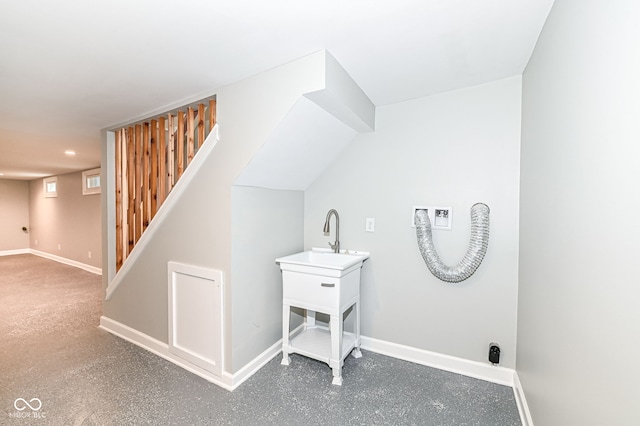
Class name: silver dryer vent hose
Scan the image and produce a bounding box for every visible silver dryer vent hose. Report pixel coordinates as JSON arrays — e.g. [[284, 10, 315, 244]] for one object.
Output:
[[415, 203, 490, 283]]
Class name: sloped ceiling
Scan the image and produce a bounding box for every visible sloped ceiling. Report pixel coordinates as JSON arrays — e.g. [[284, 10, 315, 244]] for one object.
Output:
[[0, 0, 554, 180], [234, 97, 359, 191]]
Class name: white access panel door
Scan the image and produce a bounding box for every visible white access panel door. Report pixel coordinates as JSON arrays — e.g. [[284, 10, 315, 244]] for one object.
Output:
[[168, 261, 223, 377]]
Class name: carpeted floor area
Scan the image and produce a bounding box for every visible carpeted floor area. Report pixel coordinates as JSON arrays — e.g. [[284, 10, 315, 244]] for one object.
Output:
[[0, 254, 522, 425]]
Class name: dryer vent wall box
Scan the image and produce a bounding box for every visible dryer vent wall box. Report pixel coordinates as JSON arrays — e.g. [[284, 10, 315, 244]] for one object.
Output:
[[411, 206, 452, 230]]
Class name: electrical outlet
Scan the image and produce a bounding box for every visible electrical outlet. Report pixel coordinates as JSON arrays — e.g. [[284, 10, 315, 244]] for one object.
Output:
[[35, 239, 38, 245], [88, 251, 92, 259], [58, 243, 61, 250], [365, 218, 375, 232], [489, 343, 501, 364]]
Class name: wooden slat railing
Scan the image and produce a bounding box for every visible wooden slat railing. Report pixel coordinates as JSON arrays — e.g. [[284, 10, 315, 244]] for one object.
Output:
[[114, 99, 217, 271]]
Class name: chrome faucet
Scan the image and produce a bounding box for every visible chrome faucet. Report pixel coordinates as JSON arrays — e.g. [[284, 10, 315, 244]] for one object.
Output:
[[323, 209, 340, 253]]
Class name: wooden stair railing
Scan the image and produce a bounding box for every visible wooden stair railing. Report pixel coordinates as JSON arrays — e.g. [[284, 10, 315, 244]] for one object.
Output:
[[114, 99, 217, 271]]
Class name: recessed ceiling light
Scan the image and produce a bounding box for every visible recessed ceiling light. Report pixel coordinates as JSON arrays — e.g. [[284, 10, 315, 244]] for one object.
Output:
[[65, 150, 76, 156]]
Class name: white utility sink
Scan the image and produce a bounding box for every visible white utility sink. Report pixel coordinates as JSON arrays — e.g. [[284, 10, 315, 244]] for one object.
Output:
[[276, 248, 369, 277], [277, 247, 369, 385]]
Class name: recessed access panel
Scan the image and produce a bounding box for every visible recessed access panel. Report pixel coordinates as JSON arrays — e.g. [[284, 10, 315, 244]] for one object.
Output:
[[168, 261, 223, 377]]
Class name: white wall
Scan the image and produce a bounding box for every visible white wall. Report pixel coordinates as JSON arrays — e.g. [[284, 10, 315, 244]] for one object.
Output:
[[231, 186, 304, 369], [305, 76, 522, 368], [0, 180, 29, 251], [517, 0, 640, 424], [29, 171, 101, 267]]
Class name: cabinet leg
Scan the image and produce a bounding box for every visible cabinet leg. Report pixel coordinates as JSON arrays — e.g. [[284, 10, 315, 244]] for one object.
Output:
[[305, 309, 316, 329], [282, 304, 291, 366], [352, 299, 362, 359], [330, 313, 343, 385], [281, 352, 290, 366], [331, 371, 343, 386]]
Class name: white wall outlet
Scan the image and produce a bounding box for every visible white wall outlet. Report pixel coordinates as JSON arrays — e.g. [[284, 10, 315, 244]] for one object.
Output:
[[365, 217, 375, 232], [88, 251, 92, 259], [58, 243, 61, 250], [35, 239, 38, 245], [411, 206, 453, 230]]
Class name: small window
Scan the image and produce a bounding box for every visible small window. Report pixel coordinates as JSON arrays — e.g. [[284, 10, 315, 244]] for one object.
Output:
[[82, 168, 101, 195], [44, 176, 57, 198]]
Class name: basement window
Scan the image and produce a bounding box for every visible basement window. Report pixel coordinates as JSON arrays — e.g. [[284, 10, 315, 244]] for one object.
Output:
[[44, 177, 57, 198], [82, 168, 101, 195]]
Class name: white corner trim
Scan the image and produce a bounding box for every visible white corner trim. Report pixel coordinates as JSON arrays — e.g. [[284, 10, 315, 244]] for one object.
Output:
[[360, 335, 515, 387], [99, 315, 302, 392], [30, 249, 102, 275], [105, 124, 220, 301], [513, 371, 534, 426], [0, 249, 30, 257]]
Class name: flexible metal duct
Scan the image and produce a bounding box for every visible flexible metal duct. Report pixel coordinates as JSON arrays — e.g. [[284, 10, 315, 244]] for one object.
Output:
[[415, 203, 490, 283]]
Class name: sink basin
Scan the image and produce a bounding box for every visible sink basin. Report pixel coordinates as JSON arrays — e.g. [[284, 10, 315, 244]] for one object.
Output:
[[276, 248, 369, 276]]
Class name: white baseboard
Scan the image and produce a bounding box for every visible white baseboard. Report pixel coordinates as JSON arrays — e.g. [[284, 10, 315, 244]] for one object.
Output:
[[360, 335, 515, 387], [513, 372, 534, 426], [99, 316, 234, 390], [0, 249, 30, 256], [230, 340, 282, 390], [230, 323, 304, 390], [99, 316, 302, 391], [360, 336, 532, 425], [99, 315, 531, 425], [30, 249, 102, 275]]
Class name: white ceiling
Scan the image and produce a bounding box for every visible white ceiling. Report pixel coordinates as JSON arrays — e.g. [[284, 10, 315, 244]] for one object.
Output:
[[0, 0, 554, 180]]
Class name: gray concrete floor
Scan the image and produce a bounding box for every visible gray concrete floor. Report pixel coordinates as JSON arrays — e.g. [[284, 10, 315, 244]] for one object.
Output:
[[1, 254, 522, 425]]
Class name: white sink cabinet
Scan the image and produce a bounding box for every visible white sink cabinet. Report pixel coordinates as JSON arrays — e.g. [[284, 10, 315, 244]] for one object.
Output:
[[276, 248, 369, 385]]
